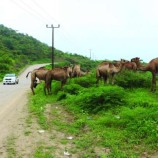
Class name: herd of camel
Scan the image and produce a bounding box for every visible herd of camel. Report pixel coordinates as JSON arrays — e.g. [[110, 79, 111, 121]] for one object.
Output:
[[26, 57, 158, 95], [26, 64, 87, 95]]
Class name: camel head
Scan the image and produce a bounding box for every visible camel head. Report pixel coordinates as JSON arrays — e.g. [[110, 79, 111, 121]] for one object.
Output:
[[131, 57, 142, 67]]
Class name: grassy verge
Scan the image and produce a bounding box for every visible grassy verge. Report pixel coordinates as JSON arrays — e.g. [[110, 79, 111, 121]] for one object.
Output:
[[28, 71, 158, 158]]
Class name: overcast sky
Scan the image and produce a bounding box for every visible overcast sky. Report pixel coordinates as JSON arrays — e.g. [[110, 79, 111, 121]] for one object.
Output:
[[1, 0, 158, 62]]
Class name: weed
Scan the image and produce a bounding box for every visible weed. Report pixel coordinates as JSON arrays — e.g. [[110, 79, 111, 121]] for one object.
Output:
[[33, 145, 55, 158], [6, 135, 17, 158]]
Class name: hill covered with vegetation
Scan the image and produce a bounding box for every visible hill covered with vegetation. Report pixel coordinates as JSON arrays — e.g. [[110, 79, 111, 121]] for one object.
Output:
[[0, 24, 98, 79]]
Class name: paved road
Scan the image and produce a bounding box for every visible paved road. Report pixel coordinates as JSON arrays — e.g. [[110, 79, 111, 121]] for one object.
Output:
[[0, 64, 48, 123]]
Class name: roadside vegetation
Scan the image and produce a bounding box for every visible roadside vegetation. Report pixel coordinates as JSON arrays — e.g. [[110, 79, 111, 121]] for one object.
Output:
[[0, 24, 98, 80], [1, 24, 158, 157], [29, 69, 158, 158]]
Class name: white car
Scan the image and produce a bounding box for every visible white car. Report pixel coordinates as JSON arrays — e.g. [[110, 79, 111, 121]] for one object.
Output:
[[3, 74, 19, 85]]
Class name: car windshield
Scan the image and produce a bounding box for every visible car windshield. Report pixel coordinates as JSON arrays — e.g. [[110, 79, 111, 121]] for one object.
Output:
[[5, 74, 16, 77]]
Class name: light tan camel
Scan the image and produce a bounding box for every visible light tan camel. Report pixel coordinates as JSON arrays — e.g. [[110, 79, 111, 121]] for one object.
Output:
[[72, 64, 81, 77], [96, 61, 125, 85]]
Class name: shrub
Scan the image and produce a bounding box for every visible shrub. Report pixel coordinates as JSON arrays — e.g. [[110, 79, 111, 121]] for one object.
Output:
[[115, 70, 151, 89], [51, 81, 62, 94], [63, 84, 83, 95], [71, 72, 96, 88], [57, 91, 67, 101], [66, 85, 126, 113]]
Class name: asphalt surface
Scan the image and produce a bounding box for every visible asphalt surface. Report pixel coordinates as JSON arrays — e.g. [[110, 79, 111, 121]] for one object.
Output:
[[0, 63, 48, 126]]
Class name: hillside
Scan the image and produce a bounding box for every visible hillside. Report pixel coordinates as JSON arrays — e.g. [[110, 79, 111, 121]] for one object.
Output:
[[0, 24, 98, 79]]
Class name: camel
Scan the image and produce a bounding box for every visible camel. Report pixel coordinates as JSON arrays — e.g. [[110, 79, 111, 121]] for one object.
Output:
[[131, 57, 158, 92], [96, 60, 125, 85], [44, 66, 71, 95], [130, 57, 142, 68], [121, 59, 137, 71], [72, 64, 81, 77], [26, 68, 49, 95]]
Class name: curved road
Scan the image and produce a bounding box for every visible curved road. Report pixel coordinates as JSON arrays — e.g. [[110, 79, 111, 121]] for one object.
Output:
[[0, 64, 48, 145]]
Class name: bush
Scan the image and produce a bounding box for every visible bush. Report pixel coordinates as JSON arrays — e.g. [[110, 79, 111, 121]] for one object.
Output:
[[57, 91, 67, 101], [66, 85, 126, 113], [115, 70, 151, 89], [71, 72, 96, 88], [63, 84, 83, 95], [51, 81, 62, 94]]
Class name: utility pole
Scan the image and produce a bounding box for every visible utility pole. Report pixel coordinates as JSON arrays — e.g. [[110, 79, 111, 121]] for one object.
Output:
[[89, 49, 92, 59], [46, 24, 60, 69]]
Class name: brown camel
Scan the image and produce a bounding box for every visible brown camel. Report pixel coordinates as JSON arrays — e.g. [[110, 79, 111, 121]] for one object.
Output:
[[131, 57, 158, 92], [26, 68, 49, 95], [130, 57, 142, 68], [96, 61, 125, 85], [72, 64, 81, 77], [44, 66, 71, 95], [121, 59, 137, 71]]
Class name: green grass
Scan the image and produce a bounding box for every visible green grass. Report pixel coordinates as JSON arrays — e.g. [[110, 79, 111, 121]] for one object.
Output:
[[33, 145, 55, 158], [6, 135, 17, 158], [28, 71, 158, 157]]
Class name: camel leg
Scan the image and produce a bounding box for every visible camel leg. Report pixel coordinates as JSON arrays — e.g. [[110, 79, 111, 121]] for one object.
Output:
[[96, 73, 101, 84], [44, 81, 49, 95], [48, 81, 52, 94], [103, 75, 107, 84], [61, 79, 67, 89], [45, 81, 52, 95], [44, 82, 47, 95], [106, 74, 110, 84], [31, 82, 35, 95], [111, 74, 115, 85], [151, 73, 156, 92]]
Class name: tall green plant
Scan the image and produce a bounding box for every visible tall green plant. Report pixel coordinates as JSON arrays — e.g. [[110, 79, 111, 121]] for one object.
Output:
[[115, 70, 151, 88], [65, 85, 126, 113]]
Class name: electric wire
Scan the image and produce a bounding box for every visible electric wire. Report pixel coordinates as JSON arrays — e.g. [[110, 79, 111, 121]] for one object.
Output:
[[11, 0, 47, 24], [20, 0, 52, 23], [11, 0, 92, 58], [32, 0, 60, 24]]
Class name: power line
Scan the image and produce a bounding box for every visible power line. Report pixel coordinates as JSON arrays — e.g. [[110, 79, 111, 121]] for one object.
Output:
[[46, 24, 60, 69], [12, 0, 91, 59], [20, 0, 51, 23], [11, 0, 48, 24], [32, 0, 59, 24]]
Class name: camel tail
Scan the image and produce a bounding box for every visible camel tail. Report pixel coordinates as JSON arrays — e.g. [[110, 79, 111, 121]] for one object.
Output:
[[26, 71, 31, 78]]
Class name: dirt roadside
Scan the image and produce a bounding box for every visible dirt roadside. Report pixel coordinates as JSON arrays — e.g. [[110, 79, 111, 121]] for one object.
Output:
[[0, 64, 76, 158]]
